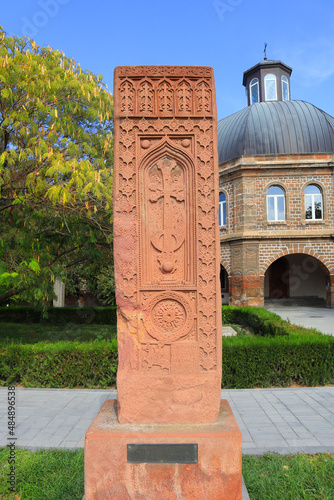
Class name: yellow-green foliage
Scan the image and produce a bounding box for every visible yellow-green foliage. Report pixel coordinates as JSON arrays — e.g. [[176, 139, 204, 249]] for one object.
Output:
[[0, 26, 113, 308]]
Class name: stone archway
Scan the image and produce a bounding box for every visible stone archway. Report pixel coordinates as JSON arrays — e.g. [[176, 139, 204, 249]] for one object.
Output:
[[268, 256, 289, 299], [264, 253, 330, 306]]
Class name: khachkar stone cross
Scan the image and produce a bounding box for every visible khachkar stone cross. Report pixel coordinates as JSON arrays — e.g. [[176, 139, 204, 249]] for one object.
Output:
[[113, 65, 222, 424], [84, 66, 242, 500]]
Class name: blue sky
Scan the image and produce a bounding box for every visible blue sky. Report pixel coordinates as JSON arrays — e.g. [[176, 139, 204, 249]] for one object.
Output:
[[2, 0, 334, 119]]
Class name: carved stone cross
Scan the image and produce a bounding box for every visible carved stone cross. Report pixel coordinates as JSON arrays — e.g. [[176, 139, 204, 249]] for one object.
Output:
[[149, 157, 185, 273], [84, 67, 242, 500], [113, 66, 222, 424]]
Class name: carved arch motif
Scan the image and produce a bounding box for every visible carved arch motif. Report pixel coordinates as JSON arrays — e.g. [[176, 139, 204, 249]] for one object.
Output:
[[157, 80, 174, 114], [139, 141, 196, 286], [176, 80, 193, 114], [138, 80, 154, 114], [195, 80, 212, 113], [120, 80, 135, 113]]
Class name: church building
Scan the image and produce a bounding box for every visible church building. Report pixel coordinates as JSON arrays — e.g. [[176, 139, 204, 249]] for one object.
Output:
[[218, 58, 334, 307]]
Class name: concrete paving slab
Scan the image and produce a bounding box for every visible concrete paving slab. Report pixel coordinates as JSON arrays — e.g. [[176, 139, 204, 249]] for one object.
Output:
[[222, 326, 237, 336], [266, 305, 334, 335], [1, 387, 334, 461]]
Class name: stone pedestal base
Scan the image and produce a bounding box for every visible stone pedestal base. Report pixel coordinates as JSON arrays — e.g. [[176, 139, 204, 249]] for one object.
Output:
[[84, 399, 242, 500]]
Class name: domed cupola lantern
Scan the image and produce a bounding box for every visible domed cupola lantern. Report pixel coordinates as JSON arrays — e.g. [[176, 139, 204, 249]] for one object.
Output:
[[217, 49, 334, 311], [243, 50, 292, 106]]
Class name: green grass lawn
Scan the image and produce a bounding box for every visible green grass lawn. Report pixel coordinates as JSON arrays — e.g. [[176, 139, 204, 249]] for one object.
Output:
[[243, 452, 334, 499], [0, 323, 117, 344], [0, 448, 84, 500], [1, 449, 333, 499]]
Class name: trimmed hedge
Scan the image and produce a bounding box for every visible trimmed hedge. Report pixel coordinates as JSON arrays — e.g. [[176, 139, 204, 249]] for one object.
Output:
[[0, 340, 118, 388], [0, 306, 333, 389], [221, 306, 334, 387], [222, 306, 324, 337], [222, 334, 334, 388], [0, 306, 117, 325], [1, 334, 333, 389]]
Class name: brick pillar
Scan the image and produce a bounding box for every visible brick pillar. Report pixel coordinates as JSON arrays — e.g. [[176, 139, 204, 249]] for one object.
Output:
[[230, 242, 263, 307], [329, 275, 334, 309]]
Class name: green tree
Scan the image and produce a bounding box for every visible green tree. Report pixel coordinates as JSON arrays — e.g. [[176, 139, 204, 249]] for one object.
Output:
[[0, 27, 113, 308]]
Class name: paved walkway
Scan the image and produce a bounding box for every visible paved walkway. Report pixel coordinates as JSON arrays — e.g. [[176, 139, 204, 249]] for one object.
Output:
[[266, 305, 334, 336], [1, 387, 334, 455]]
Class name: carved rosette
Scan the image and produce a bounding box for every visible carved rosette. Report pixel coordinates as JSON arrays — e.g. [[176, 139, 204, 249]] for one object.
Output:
[[144, 291, 194, 343], [114, 66, 221, 423]]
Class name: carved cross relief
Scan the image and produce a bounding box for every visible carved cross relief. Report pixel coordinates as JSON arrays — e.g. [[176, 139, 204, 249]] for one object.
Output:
[[149, 156, 185, 276], [142, 154, 193, 285]]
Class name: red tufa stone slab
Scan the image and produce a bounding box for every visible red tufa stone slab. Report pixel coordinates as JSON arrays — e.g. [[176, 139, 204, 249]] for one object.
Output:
[[113, 66, 222, 423], [84, 399, 242, 500]]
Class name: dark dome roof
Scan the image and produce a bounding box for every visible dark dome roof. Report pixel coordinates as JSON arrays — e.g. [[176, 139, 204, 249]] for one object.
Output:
[[217, 100, 334, 164]]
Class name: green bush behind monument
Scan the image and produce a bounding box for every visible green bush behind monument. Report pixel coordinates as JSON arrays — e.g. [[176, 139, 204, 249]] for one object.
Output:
[[0, 306, 333, 389], [0, 306, 117, 325]]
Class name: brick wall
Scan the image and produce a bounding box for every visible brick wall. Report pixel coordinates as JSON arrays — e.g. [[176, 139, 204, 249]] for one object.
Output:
[[259, 241, 334, 275], [218, 153, 334, 305]]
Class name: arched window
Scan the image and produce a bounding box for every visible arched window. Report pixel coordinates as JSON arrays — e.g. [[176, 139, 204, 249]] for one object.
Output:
[[250, 78, 259, 105], [219, 193, 226, 226], [282, 75, 289, 101], [267, 185, 285, 221], [264, 73, 277, 101], [305, 185, 323, 220]]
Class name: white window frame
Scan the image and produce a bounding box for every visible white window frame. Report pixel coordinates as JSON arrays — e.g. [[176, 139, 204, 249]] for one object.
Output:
[[282, 75, 289, 101], [264, 73, 277, 101], [250, 78, 259, 105], [219, 193, 226, 226], [267, 186, 285, 221], [305, 185, 323, 220]]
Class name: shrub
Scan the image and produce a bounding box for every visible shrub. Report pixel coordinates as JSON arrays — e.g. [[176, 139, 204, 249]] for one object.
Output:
[[0, 306, 117, 325], [1, 306, 333, 389], [222, 306, 323, 337], [0, 340, 118, 388], [222, 334, 334, 388]]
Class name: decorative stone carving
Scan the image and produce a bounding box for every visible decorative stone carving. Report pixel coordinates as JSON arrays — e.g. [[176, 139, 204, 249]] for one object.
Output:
[[176, 81, 192, 114], [114, 66, 221, 423], [138, 80, 154, 114], [158, 80, 173, 114], [120, 80, 135, 114], [144, 291, 193, 343], [195, 80, 212, 113]]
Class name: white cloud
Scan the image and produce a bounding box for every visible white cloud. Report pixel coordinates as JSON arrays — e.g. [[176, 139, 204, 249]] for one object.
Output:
[[284, 38, 334, 86]]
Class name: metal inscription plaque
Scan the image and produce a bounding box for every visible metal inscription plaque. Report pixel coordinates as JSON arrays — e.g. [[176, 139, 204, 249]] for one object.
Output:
[[127, 443, 198, 463]]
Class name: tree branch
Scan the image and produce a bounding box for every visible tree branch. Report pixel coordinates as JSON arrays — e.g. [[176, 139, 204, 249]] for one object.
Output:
[[64, 257, 89, 269], [0, 203, 15, 213], [51, 244, 83, 265], [0, 288, 22, 304]]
